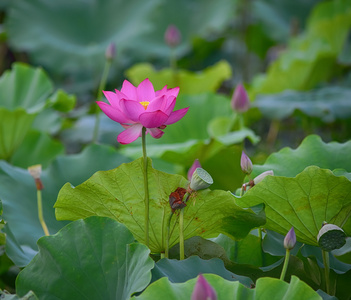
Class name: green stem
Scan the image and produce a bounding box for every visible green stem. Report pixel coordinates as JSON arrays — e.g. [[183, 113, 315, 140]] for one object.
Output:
[[280, 249, 290, 281], [142, 127, 150, 248], [92, 59, 112, 143], [37, 190, 49, 236], [179, 208, 184, 260], [258, 228, 265, 266], [165, 212, 174, 258], [322, 250, 330, 295]]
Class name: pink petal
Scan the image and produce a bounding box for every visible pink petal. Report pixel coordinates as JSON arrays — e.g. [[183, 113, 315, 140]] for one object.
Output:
[[120, 99, 145, 122], [147, 96, 176, 116], [139, 110, 169, 128], [155, 86, 179, 98], [147, 127, 165, 139], [117, 123, 143, 144], [155, 85, 168, 96], [164, 107, 189, 125], [96, 101, 132, 124], [120, 80, 137, 100], [137, 78, 155, 101]]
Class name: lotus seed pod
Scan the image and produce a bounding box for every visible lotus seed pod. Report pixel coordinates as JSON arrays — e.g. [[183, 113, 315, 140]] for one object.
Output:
[[317, 223, 346, 252], [190, 168, 213, 191]]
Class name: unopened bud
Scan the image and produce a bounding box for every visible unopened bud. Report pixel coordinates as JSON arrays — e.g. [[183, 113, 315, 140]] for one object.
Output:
[[231, 83, 250, 113], [253, 170, 274, 185], [164, 24, 181, 48], [191, 274, 217, 300], [284, 227, 296, 250], [105, 42, 116, 61], [188, 159, 202, 181], [190, 168, 213, 191], [240, 151, 253, 175], [317, 222, 346, 252], [28, 164, 44, 190]]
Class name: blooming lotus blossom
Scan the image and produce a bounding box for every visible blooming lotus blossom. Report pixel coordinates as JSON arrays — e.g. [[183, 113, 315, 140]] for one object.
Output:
[[97, 79, 189, 144]]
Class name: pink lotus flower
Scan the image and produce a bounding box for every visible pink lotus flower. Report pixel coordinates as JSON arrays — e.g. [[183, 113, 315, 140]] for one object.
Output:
[[97, 79, 189, 144]]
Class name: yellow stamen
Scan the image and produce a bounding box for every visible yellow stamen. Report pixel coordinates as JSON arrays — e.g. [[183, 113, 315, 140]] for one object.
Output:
[[139, 101, 150, 110]]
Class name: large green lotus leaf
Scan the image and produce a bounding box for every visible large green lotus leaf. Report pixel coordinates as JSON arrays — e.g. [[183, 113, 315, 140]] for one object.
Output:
[[252, 135, 351, 178], [5, 0, 235, 85], [0, 144, 131, 267], [0, 63, 53, 113], [16, 216, 154, 300], [254, 87, 351, 122], [125, 61, 232, 94], [5, 0, 159, 80], [250, 0, 351, 97], [152, 256, 252, 287], [236, 166, 351, 246], [0, 108, 36, 160], [55, 158, 265, 253], [133, 274, 321, 300], [10, 130, 64, 168]]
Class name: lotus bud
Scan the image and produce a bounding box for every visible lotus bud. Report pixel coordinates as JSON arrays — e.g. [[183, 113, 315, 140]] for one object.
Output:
[[105, 42, 116, 61], [191, 274, 217, 300], [188, 159, 202, 181], [253, 170, 274, 185], [284, 227, 296, 250], [231, 83, 250, 113], [317, 222, 346, 252], [164, 24, 181, 48], [240, 151, 253, 175], [28, 164, 43, 190], [190, 168, 213, 191]]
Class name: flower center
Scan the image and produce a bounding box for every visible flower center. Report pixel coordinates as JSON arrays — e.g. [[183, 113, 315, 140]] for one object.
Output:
[[139, 101, 150, 110]]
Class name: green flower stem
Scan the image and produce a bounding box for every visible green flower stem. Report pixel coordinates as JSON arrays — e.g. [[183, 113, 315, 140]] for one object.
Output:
[[142, 127, 150, 248], [165, 212, 174, 258], [280, 249, 290, 281], [322, 250, 330, 295], [179, 208, 185, 260], [92, 58, 113, 143], [37, 190, 49, 236]]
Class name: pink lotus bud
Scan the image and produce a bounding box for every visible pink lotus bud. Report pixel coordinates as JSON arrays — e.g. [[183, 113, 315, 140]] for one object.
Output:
[[191, 274, 217, 300], [240, 151, 253, 175], [284, 227, 296, 250], [188, 159, 202, 181], [231, 83, 250, 113], [164, 25, 181, 48], [105, 42, 116, 61]]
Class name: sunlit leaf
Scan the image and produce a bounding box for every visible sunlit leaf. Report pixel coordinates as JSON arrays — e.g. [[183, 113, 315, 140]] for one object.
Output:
[[125, 61, 232, 94], [55, 158, 265, 253], [237, 166, 351, 246]]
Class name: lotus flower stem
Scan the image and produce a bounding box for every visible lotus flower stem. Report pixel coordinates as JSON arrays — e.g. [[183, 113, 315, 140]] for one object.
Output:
[[179, 208, 185, 260], [322, 249, 330, 294], [37, 190, 49, 236], [165, 211, 174, 258], [142, 127, 150, 248], [92, 58, 113, 143], [279, 248, 290, 281]]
